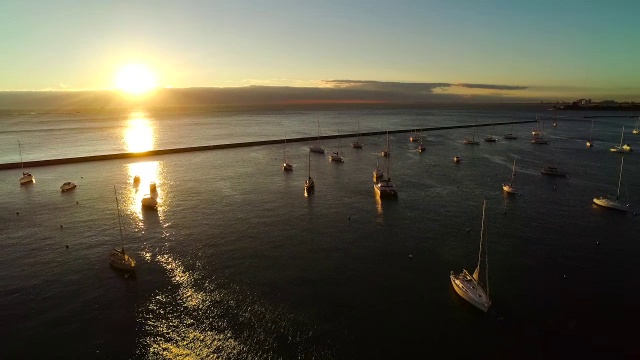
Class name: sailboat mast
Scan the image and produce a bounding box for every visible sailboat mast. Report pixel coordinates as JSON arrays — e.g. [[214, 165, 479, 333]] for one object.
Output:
[[474, 200, 486, 282], [307, 150, 312, 180], [511, 160, 516, 186], [18, 140, 24, 172], [620, 126, 625, 147], [589, 119, 594, 141], [114, 185, 124, 245], [616, 156, 624, 200], [284, 131, 287, 162]]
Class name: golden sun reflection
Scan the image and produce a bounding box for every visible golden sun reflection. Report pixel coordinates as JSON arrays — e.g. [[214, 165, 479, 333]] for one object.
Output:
[[374, 193, 384, 224], [126, 161, 163, 220], [125, 116, 154, 153]]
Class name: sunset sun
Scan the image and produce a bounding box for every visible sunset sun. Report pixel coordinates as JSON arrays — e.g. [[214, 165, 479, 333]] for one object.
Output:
[[115, 64, 157, 95]]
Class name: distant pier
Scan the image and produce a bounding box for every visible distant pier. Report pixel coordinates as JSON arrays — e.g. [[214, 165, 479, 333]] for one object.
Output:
[[0, 120, 533, 170]]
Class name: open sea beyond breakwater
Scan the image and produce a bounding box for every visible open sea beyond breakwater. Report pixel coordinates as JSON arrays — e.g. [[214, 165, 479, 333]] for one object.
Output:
[[1, 104, 639, 358]]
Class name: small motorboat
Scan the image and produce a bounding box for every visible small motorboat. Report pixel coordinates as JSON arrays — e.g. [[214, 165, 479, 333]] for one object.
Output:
[[484, 136, 497, 142], [503, 133, 518, 140], [418, 143, 426, 152], [141, 195, 158, 208], [133, 175, 141, 185], [541, 166, 567, 177], [60, 182, 77, 192], [463, 138, 479, 145], [453, 156, 461, 163]]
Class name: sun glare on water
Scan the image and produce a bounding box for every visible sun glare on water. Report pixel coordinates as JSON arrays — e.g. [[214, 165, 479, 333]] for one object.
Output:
[[115, 64, 157, 95]]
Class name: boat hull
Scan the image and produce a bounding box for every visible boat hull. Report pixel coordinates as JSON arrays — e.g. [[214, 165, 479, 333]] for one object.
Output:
[[503, 134, 518, 139], [282, 163, 293, 171], [351, 142, 363, 148], [374, 183, 398, 198], [309, 146, 325, 153], [60, 183, 77, 192], [19, 176, 35, 185], [502, 184, 517, 194], [593, 197, 629, 212], [450, 272, 490, 313], [453, 156, 461, 163]]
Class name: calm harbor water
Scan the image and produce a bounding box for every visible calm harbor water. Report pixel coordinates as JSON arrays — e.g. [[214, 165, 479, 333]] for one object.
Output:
[[1, 104, 639, 358]]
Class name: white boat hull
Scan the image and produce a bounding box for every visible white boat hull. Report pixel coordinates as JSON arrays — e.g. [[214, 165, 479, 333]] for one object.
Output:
[[593, 197, 630, 212], [19, 174, 35, 185], [450, 271, 490, 312], [60, 182, 77, 192], [502, 184, 517, 194]]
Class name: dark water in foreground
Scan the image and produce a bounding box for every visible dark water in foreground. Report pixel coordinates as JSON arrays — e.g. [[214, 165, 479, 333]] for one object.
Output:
[[1, 105, 639, 358]]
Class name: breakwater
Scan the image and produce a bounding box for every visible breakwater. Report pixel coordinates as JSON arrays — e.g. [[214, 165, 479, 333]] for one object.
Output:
[[0, 120, 533, 170]]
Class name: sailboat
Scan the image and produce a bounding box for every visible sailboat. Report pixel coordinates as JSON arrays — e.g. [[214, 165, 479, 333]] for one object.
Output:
[[610, 126, 632, 153], [531, 117, 549, 144], [633, 116, 639, 135], [541, 148, 568, 177], [552, 112, 558, 127], [282, 132, 293, 171], [373, 156, 384, 183], [463, 126, 479, 144], [351, 120, 363, 148], [309, 120, 325, 153], [304, 151, 315, 193], [109, 186, 136, 271], [418, 130, 425, 152], [532, 115, 541, 136], [503, 124, 518, 140], [374, 140, 398, 198], [18, 141, 35, 185], [381, 131, 390, 157], [502, 160, 518, 194], [329, 130, 344, 162], [593, 155, 631, 212], [410, 128, 421, 142], [450, 200, 491, 312], [586, 119, 594, 147]]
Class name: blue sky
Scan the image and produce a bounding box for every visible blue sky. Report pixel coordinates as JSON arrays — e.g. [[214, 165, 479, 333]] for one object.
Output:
[[1, 0, 638, 101]]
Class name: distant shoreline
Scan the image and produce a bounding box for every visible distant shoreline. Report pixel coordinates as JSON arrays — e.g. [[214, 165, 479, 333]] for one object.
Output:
[[0, 120, 533, 170]]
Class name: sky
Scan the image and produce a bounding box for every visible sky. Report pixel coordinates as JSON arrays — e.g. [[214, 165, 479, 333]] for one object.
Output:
[[1, 0, 639, 103]]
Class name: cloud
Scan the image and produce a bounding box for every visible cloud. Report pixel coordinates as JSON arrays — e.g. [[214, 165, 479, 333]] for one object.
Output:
[[454, 83, 528, 90], [323, 80, 527, 92]]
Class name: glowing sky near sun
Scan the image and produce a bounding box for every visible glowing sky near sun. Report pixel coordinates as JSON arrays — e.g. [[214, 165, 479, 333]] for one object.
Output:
[[1, 0, 639, 101]]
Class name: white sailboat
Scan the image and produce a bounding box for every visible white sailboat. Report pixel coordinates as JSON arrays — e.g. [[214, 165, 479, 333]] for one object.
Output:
[[502, 159, 518, 194], [351, 120, 363, 148], [309, 120, 325, 153], [373, 156, 384, 183], [531, 117, 549, 144], [329, 130, 344, 162], [610, 126, 632, 153], [463, 126, 479, 145], [282, 131, 293, 171], [418, 130, 426, 153], [410, 128, 421, 142], [109, 186, 136, 271], [374, 140, 398, 198], [451, 200, 491, 312], [633, 116, 639, 135], [304, 151, 315, 193], [18, 141, 35, 185], [381, 131, 390, 157], [532, 115, 541, 136], [586, 119, 594, 147], [593, 155, 631, 212]]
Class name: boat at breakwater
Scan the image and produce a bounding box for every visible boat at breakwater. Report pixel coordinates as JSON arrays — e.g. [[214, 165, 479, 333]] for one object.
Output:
[[0, 121, 533, 170]]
